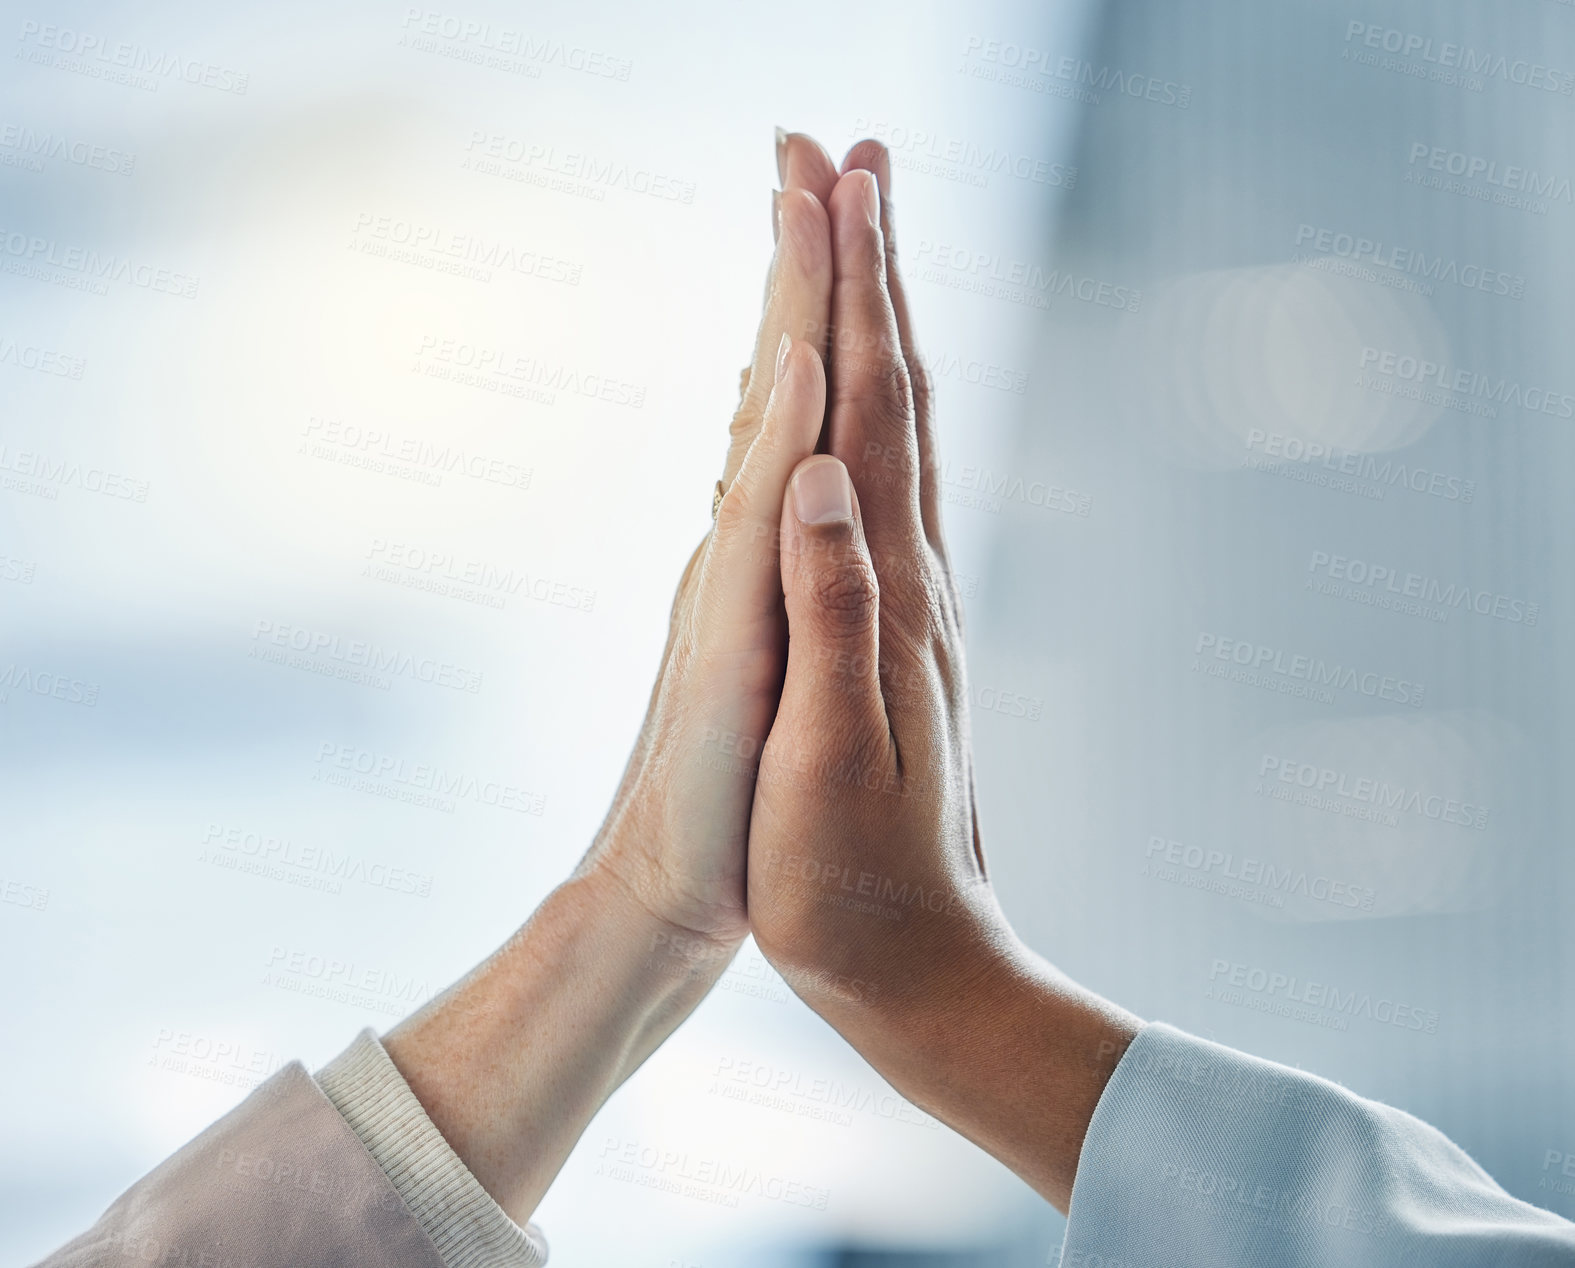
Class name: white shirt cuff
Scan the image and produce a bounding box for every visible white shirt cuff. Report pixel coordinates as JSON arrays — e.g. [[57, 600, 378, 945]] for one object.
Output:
[[316, 1028, 549, 1268]]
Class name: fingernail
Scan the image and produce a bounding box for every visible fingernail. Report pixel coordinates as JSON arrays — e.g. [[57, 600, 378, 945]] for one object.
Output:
[[772, 188, 781, 244], [775, 126, 788, 184], [775, 332, 792, 383], [792, 458, 853, 525], [859, 170, 880, 225]]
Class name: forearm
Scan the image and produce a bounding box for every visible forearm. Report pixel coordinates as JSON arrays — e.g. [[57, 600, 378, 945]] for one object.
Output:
[[382, 868, 737, 1224], [843, 935, 1142, 1214]]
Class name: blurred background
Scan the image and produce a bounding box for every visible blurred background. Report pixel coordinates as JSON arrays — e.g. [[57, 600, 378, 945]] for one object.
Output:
[[2, 0, 1572, 1264]]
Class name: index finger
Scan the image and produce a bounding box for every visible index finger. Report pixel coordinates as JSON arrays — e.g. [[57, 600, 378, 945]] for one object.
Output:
[[719, 133, 841, 489]]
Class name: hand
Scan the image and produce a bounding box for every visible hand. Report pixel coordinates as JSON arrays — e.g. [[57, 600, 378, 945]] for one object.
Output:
[[745, 140, 1141, 1212], [382, 133, 849, 1223], [747, 139, 1001, 1037], [570, 131, 843, 951]]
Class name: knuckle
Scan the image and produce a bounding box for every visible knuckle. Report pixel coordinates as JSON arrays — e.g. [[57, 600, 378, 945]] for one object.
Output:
[[922, 571, 962, 646], [839, 363, 915, 436], [886, 587, 941, 652], [907, 356, 934, 419], [728, 397, 762, 442], [882, 213, 902, 263], [877, 354, 912, 402], [711, 483, 752, 537], [828, 319, 899, 381], [836, 214, 887, 280], [811, 560, 879, 629], [779, 188, 832, 269], [761, 709, 892, 812], [712, 492, 777, 567], [835, 721, 898, 791], [863, 231, 888, 282]]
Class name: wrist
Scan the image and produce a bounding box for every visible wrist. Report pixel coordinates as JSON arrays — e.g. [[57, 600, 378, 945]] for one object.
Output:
[[565, 863, 746, 1010], [383, 867, 743, 1223], [581, 798, 752, 950], [836, 930, 1142, 1213]]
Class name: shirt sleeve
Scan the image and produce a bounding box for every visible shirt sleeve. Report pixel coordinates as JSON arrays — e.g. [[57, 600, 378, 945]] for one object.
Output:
[[315, 1028, 549, 1268], [30, 1030, 547, 1268], [32, 1054, 450, 1268], [1059, 1022, 1575, 1267]]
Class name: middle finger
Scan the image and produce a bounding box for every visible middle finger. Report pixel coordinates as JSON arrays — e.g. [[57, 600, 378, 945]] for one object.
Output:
[[824, 168, 925, 572]]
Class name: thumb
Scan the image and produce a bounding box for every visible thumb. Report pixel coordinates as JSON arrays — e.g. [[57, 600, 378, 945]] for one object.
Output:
[[774, 456, 892, 780]]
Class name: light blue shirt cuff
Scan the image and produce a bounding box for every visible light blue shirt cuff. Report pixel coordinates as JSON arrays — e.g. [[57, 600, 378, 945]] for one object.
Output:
[[1060, 1022, 1575, 1267]]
